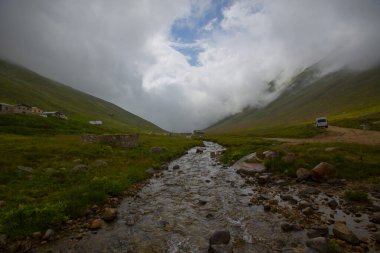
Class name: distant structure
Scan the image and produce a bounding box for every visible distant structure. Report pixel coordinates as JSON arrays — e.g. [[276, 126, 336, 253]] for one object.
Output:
[[89, 120, 103, 126], [0, 103, 13, 113], [41, 111, 67, 119], [1, 102, 68, 120], [31, 106, 43, 114], [193, 130, 205, 135], [0, 103, 43, 115]]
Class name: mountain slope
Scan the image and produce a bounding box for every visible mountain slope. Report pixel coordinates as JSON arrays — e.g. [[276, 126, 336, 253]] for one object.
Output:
[[0, 59, 163, 133], [207, 65, 380, 133]]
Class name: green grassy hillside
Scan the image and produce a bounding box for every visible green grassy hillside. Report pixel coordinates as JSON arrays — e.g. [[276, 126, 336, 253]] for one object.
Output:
[[0, 59, 163, 133], [207, 65, 380, 133]]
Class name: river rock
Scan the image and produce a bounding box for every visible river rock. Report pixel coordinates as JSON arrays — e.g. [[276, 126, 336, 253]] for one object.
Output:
[[257, 174, 270, 184], [209, 231, 230, 245], [373, 232, 380, 243], [72, 164, 88, 173], [333, 221, 360, 245], [237, 163, 266, 176], [299, 188, 321, 197], [328, 199, 338, 210], [89, 219, 102, 230], [280, 195, 297, 204], [311, 162, 336, 181], [370, 213, 380, 224], [160, 164, 169, 170], [16, 165, 33, 174], [42, 229, 54, 241], [302, 207, 314, 215], [172, 164, 180, 170], [298, 200, 311, 209], [102, 208, 117, 222], [307, 226, 329, 238], [296, 168, 312, 181], [196, 148, 203, 154], [281, 223, 301, 232], [92, 159, 108, 168], [209, 244, 234, 253], [306, 237, 328, 253], [125, 216, 135, 226]]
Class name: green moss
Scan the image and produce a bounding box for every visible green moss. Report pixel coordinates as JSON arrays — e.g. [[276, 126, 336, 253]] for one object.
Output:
[[344, 191, 370, 203]]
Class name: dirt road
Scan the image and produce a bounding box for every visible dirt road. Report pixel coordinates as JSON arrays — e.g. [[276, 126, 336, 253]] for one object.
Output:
[[269, 126, 380, 145]]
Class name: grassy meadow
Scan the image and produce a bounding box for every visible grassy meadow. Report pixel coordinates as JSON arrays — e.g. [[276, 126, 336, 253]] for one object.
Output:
[[0, 133, 200, 238], [207, 124, 380, 180]]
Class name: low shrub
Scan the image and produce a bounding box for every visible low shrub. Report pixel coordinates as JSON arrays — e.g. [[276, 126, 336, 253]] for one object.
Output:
[[1, 202, 66, 238]]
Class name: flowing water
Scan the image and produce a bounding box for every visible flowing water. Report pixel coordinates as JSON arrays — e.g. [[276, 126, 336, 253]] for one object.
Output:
[[41, 142, 310, 252]]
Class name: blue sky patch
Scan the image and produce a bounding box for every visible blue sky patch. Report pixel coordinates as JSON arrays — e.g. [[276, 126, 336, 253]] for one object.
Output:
[[170, 0, 231, 66]]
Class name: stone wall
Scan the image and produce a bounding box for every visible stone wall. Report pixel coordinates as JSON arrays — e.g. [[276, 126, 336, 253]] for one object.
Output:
[[81, 134, 139, 148]]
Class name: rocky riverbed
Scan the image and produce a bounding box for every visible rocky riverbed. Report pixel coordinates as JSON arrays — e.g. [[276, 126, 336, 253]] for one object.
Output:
[[10, 142, 380, 252]]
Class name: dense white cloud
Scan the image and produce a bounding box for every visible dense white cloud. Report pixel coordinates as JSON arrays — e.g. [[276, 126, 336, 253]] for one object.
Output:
[[0, 0, 379, 132]]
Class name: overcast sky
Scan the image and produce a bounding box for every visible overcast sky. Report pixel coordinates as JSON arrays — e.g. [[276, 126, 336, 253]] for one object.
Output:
[[1, 0, 380, 132]]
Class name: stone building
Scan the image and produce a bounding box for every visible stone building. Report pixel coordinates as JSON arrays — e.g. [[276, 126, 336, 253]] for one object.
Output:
[[0, 103, 13, 113]]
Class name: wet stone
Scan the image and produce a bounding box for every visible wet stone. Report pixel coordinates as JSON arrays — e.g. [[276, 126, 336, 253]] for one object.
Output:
[[280, 195, 297, 204], [302, 207, 314, 215], [298, 200, 311, 209], [208, 244, 233, 253], [263, 205, 271, 212], [281, 223, 301, 232], [306, 237, 328, 253], [299, 188, 321, 197], [102, 208, 117, 222], [370, 213, 380, 224], [209, 231, 231, 245], [333, 221, 360, 245], [125, 216, 135, 226], [373, 232, 380, 243], [307, 226, 329, 239], [172, 164, 180, 170], [328, 199, 338, 210]]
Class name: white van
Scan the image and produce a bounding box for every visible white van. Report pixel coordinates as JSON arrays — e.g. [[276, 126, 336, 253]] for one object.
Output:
[[315, 117, 328, 128]]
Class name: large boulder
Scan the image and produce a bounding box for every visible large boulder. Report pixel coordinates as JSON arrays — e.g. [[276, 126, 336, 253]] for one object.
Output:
[[311, 162, 336, 181], [333, 221, 359, 245]]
